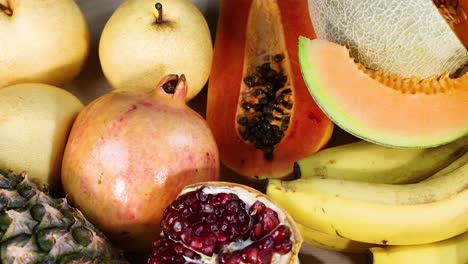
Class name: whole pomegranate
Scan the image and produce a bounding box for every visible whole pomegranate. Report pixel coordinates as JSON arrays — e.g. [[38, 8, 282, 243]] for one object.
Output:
[[147, 182, 302, 264], [61, 74, 220, 252]]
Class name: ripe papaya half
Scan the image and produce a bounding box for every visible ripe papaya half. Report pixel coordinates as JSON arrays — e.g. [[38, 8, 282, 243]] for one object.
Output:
[[207, 0, 333, 179]]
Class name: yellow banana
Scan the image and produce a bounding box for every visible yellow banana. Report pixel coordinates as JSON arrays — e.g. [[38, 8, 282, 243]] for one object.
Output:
[[294, 136, 467, 184], [421, 152, 468, 181], [266, 161, 468, 245], [296, 222, 373, 253], [368, 232, 468, 264]]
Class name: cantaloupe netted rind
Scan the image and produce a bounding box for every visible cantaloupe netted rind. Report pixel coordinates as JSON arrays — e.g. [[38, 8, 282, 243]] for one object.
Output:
[[298, 37, 468, 148], [308, 0, 468, 79]]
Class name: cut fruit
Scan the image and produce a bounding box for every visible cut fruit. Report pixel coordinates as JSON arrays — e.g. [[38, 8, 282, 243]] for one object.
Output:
[[308, 0, 468, 78], [147, 182, 302, 264], [298, 37, 468, 148], [207, 0, 333, 179]]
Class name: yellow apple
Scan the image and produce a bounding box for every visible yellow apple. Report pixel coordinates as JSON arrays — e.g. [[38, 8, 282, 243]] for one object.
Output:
[[0, 0, 90, 88], [99, 0, 213, 101], [0, 83, 84, 195]]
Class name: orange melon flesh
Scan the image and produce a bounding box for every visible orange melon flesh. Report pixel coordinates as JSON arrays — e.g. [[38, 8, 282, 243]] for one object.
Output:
[[298, 37, 468, 148]]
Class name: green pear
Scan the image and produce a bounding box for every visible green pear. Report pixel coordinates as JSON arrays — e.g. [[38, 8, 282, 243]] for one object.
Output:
[[0, 0, 90, 88], [99, 0, 213, 101]]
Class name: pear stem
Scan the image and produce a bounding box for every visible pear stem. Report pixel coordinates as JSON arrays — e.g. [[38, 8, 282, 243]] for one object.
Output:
[[0, 4, 12, 16], [155, 2, 163, 24]]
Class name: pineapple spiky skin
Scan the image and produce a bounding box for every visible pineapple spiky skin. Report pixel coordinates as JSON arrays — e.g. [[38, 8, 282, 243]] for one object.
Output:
[[0, 170, 128, 264]]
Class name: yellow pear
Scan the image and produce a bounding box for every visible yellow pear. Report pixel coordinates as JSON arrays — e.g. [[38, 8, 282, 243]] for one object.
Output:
[[0, 0, 90, 88], [99, 0, 213, 101], [0, 83, 83, 194]]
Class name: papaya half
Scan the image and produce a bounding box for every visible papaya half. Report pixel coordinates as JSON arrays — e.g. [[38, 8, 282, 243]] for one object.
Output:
[[206, 0, 333, 179]]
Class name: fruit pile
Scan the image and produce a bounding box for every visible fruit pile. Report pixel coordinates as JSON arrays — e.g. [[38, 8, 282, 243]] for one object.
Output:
[[0, 0, 466, 263]]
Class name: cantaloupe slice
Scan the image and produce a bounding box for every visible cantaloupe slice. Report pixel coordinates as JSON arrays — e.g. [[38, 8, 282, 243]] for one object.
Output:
[[298, 37, 468, 148], [308, 0, 468, 78]]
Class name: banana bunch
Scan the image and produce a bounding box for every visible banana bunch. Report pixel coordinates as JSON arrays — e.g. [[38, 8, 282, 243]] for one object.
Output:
[[369, 231, 468, 264], [296, 222, 373, 253], [265, 136, 468, 263], [294, 135, 467, 183]]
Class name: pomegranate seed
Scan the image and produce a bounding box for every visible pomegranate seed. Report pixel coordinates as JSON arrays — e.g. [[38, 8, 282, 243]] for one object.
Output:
[[215, 208, 223, 215], [259, 237, 274, 250], [172, 199, 185, 210], [251, 222, 264, 239], [249, 201, 266, 216], [220, 220, 229, 232], [184, 247, 200, 260], [190, 201, 202, 213], [147, 237, 201, 263], [181, 227, 193, 244], [275, 238, 293, 254], [271, 225, 291, 244], [184, 192, 197, 206], [210, 223, 219, 233], [162, 210, 177, 229], [216, 233, 227, 243], [258, 248, 274, 264], [187, 213, 200, 224], [190, 238, 204, 251], [219, 252, 242, 264], [201, 242, 215, 256], [173, 220, 183, 233], [227, 224, 240, 240], [205, 233, 217, 245], [227, 200, 241, 212], [194, 223, 205, 236], [218, 193, 230, 205], [226, 212, 238, 224], [174, 244, 184, 254], [181, 208, 191, 217], [242, 247, 259, 263], [202, 203, 214, 213], [206, 214, 216, 224], [238, 211, 249, 223], [197, 191, 208, 201], [262, 209, 280, 232]]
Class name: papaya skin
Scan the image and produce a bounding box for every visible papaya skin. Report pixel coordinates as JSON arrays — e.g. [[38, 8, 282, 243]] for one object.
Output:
[[435, 0, 468, 48], [456, 0, 468, 48], [206, 0, 333, 179]]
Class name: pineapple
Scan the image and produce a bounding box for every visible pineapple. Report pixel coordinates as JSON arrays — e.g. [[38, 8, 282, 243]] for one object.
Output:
[[0, 169, 128, 264]]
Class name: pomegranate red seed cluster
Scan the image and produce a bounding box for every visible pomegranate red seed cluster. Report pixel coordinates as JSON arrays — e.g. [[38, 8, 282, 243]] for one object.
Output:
[[147, 187, 294, 264]]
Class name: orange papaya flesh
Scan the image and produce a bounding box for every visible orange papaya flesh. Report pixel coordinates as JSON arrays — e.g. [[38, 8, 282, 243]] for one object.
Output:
[[207, 0, 333, 179], [435, 0, 468, 48]]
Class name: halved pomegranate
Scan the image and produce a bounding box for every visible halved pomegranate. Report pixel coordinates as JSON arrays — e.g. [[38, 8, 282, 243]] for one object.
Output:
[[147, 182, 302, 264]]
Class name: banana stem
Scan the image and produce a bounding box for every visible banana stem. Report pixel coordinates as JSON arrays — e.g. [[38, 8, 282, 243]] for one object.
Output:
[[293, 162, 301, 179]]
